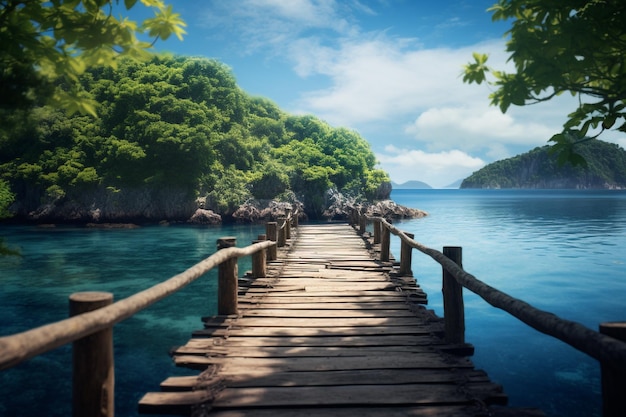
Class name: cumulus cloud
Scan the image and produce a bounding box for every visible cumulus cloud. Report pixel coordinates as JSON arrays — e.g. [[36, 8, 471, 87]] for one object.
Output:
[[195, 0, 626, 186], [377, 146, 485, 188]]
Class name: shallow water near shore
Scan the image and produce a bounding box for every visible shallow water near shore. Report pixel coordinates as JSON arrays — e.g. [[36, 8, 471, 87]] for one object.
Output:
[[1, 189, 625, 417]]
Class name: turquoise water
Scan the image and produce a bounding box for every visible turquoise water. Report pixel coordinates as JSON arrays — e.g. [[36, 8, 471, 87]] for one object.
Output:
[[389, 189, 626, 417], [1, 190, 625, 416], [0, 223, 265, 417]]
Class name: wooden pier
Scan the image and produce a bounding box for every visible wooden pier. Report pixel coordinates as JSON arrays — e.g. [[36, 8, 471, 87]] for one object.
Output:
[[139, 223, 540, 416]]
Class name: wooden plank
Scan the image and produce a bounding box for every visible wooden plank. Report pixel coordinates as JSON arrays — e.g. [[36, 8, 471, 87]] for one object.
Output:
[[202, 406, 484, 417], [217, 317, 427, 327], [210, 384, 475, 408], [238, 309, 416, 318], [172, 345, 442, 357], [161, 368, 491, 390], [174, 353, 473, 372], [138, 390, 214, 414], [197, 334, 445, 347], [202, 324, 443, 337], [237, 301, 418, 310]]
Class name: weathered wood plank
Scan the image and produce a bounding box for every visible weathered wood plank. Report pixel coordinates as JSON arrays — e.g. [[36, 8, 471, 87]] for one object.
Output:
[[173, 345, 441, 357], [198, 406, 486, 417], [161, 368, 491, 391], [214, 317, 427, 327], [174, 353, 473, 372], [210, 384, 476, 408], [195, 334, 444, 347], [194, 324, 443, 338], [238, 309, 416, 318]]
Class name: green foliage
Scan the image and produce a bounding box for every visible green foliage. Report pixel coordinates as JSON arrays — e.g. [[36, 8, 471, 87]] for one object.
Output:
[[0, 179, 14, 218], [464, 0, 626, 160], [461, 140, 626, 189], [0, 56, 389, 220], [0, 0, 186, 115]]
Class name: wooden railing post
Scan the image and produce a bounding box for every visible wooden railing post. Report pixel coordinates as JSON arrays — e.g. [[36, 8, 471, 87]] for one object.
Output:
[[600, 322, 626, 417], [359, 210, 366, 235], [380, 223, 390, 262], [217, 237, 238, 315], [292, 207, 299, 228], [285, 208, 292, 239], [277, 216, 286, 247], [373, 217, 381, 244], [252, 235, 267, 278], [442, 246, 465, 344], [69, 291, 114, 417], [266, 222, 277, 261], [399, 232, 414, 276]]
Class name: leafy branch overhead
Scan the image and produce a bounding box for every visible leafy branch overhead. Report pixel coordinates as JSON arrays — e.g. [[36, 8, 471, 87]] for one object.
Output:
[[0, 0, 186, 116], [463, 0, 626, 163]]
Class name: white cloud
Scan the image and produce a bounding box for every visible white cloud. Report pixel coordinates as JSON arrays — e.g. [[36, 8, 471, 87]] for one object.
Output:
[[377, 146, 485, 188], [406, 105, 557, 151]]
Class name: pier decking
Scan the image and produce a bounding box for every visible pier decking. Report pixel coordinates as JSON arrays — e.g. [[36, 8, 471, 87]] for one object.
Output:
[[139, 223, 541, 416]]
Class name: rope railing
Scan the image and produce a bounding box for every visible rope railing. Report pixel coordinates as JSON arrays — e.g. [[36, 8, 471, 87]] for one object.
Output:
[[0, 241, 275, 372], [360, 213, 626, 417], [0, 206, 302, 417]]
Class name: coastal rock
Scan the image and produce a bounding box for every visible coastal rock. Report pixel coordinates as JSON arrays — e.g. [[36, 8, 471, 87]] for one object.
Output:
[[366, 200, 427, 219], [322, 189, 426, 221], [232, 200, 307, 223], [188, 209, 222, 225], [18, 186, 197, 223]]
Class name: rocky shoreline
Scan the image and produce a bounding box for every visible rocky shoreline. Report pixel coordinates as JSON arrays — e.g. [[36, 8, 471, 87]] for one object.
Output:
[[5, 189, 426, 227]]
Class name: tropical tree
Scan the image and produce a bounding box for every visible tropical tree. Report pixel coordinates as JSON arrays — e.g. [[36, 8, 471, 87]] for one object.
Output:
[[0, 0, 186, 115], [463, 0, 626, 163]]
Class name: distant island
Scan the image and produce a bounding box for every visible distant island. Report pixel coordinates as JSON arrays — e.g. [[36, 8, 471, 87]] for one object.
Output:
[[461, 139, 626, 189], [391, 180, 432, 189]]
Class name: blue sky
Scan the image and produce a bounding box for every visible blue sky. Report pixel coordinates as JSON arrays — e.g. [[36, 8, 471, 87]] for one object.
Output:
[[144, 0, 624, 188]]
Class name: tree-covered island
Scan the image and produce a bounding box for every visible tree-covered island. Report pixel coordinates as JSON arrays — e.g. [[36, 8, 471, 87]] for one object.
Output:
[[461, 139, 626, 189], [0, 56, 397, 224]]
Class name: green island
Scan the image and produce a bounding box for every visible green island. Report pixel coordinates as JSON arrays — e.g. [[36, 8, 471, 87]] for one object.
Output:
[[461, 139, 626, 189], [0, 56, 399, 224]]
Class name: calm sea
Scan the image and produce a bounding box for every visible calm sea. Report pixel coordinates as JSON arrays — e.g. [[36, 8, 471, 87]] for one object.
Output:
[[1, 189, 625, 417]]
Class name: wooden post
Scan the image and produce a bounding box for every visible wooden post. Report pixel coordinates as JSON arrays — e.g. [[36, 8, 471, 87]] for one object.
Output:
[[380, 223, 390, 262], [277, 216, 286, 247], [252, 236, 267, 278], [399, 232, 414, 276], [217, 237, 238, 315], [292, 208, 299, 228], [349, 208, 357, 226], [373, 217, 381, 244], [358, 211, 366, 235], [285, 208, 292, 240], [266, 222, 277, 261], [600, 322, 626, 417], [442, 247, 465, 344], [69, 291, 114, 417]]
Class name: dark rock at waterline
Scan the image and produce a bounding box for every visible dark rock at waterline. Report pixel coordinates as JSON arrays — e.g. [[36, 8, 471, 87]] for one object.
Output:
[[366, 200, 428, 219], [188, 209, 222, 225], [323, 189, 426, 221], [231, 200, 307, 223]]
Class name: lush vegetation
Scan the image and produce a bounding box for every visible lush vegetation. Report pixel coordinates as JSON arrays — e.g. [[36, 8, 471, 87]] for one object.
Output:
[[461, 140, 626, 189], [463, 0, 626, 163], [0, 56, 388, 221], [1, 0, 186, 115]]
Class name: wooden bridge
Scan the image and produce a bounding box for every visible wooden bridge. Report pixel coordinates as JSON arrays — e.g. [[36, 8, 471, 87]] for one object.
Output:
[[139, 222, 519, 416], [1, 210, 626, 417]]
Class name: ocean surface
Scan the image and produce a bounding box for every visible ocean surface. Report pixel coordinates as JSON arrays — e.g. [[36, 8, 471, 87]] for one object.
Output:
[[1, 189, 625, 417]]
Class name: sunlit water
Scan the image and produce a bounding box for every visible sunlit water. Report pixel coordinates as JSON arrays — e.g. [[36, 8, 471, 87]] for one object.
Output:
[[0, 223, 264, 417], [1, 189, 625, 417], [390, 189, 626, 417]]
